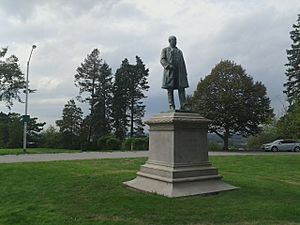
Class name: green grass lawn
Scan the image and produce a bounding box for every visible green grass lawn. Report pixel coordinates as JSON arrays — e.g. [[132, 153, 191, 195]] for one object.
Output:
[[0, 148, 81, 155], [0, 156, 300, 225]]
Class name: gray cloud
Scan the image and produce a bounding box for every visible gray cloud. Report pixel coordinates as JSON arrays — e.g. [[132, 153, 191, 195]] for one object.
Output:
[[0, 0, 300, 127]]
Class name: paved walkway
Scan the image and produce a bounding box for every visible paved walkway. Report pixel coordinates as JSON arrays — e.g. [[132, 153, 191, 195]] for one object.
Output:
[[0, 151, 299, 164]]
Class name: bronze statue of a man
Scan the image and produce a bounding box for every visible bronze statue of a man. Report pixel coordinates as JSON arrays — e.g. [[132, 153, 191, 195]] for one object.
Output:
[[160, 35, 189, 111]]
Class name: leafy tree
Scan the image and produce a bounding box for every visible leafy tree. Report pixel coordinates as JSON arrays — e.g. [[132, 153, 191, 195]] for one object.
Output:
[[284, 14, 300, 105], [0, 112, 9, 147], [56, 99, 83, 149], [0, 47, 25, 109], [40, 125, 62, 148], [0, 112, 45, 148], [277, 104, 300, 139], [112, 57, 149, 139], [247, 119, 280, 149], [75, 49, 113, 142], [190, 60, 273, 150]]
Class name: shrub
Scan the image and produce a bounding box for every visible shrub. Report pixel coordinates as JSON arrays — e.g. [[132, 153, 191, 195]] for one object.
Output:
[[122, 137, 149, 150], [122, 137, 135, 150], [80, 141, 98, 151], [133, 137, 149, 150], [97, 135, 111, 150], [105, 137, 121, 150], [208, 142, 222, 151], [97, 136, 121, 150]]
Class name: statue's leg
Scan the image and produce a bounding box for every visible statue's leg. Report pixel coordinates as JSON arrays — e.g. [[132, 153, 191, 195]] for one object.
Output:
[[178, 88, 187, 110], [167, 89, 175, 110]]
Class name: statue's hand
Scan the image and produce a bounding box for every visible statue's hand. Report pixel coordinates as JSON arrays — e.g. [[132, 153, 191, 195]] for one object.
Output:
[[167, 65, 173, 70]]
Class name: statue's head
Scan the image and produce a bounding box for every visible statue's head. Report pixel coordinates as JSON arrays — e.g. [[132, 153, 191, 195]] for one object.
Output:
[[168, 35, 177, 48]]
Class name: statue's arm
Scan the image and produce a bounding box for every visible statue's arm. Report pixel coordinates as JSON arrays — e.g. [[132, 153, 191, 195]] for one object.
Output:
[[160, 48, 171, 69], [180, 50, 188, 75]]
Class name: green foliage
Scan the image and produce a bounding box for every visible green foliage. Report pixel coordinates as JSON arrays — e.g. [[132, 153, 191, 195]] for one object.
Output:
[[56, 99, 83, 149], [97, 135, 122, 150], [106, 137, 122, 150], [0, 47, 25, 109], [284, 14, 300, 105], [247, 119, 280, 149], [80, 141, 98, 151], [208, 142, 222, 151], [122, 137, 149, 150], [1, 156, 300, 225], [0, 148, 81, 155], [112, 57, 149, 139], [40, 125, 62, 148], [0, 112, 45, 148], [75, 49, 113, 142], [122, 137, 135, 150], [277, 104, 300, 139], [190, 60, 274, 150], [132, 137, 149, 150]]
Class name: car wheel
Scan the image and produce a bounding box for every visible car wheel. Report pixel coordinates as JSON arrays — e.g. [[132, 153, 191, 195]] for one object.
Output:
[[294, 146, 300, 152], [271, 146, 278, 152]]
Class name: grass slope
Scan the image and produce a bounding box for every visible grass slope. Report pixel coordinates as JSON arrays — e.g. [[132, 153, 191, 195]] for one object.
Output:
[[0, 156, 299, 225]]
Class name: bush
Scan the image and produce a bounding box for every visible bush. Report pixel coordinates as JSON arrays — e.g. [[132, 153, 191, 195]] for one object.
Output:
[[122, 137, 149, 151], [133, 137, 149, 150], [208, 142, 222, 151], [97, 136, 111, 150], [80, 141, 98, 151], [122, 137, 135, 150], [97, 136, 121, 150], [106, 137, 121, 150]]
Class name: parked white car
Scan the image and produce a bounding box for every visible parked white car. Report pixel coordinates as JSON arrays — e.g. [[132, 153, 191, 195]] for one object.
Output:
[[261, 139, 300, 152]]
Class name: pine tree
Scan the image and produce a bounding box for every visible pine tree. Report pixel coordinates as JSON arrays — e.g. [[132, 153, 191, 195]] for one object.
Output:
[[74, 49, 113, 141], [129, 56, 149, 137], [56, 99, 83, 149], [93, 62, 113, 138], [0, 47, 25, 109], [111, 57, 149, 139], [112, 59, 130, 140], [284, 14, 300, 105]]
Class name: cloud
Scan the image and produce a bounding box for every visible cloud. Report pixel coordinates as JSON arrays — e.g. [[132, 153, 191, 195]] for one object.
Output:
[[1, 0, 300, 126]]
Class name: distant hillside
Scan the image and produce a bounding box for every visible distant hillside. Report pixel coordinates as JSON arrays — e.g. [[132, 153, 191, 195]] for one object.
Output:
[[208, 133, 247, 146]]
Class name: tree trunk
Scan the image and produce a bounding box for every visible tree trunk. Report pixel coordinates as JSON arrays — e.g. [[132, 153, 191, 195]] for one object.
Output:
[[223, 128, 229, 151], [130, 98, 134, 137], [88, 77, 96, 142]]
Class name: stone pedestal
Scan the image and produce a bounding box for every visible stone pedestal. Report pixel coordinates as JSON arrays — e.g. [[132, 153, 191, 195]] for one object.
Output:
[[124, 111, 237, 197]]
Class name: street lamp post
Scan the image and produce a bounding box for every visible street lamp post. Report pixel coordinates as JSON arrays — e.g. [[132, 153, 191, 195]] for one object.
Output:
[[23, 45, 37, 153]]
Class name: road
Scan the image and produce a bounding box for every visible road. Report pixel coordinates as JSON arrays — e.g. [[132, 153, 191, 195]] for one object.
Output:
[[0, 151, 299, 164]]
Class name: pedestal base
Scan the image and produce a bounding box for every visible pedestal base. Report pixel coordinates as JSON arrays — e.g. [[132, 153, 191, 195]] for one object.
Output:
[[124, 161, 237, 197], [124, 111, 238, 197]]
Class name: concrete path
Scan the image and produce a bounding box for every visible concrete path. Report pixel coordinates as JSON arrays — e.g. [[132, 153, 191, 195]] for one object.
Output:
[[0, 151, 299, 164]]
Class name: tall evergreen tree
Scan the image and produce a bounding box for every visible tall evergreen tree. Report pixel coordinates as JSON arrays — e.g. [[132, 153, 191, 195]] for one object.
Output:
[[0, 47, 25, 109], [74, 49, 113, 141], [284, 14, 300, 105], [93, 62, 113, 138], [129, 56, 149, 137], [112, 57, 149, 139], [56, 99, 83, 149], [112, 59, 130, 140]]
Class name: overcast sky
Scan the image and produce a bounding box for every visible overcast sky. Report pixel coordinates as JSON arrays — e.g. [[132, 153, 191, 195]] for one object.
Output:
[[1, 0, 300, 127]]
